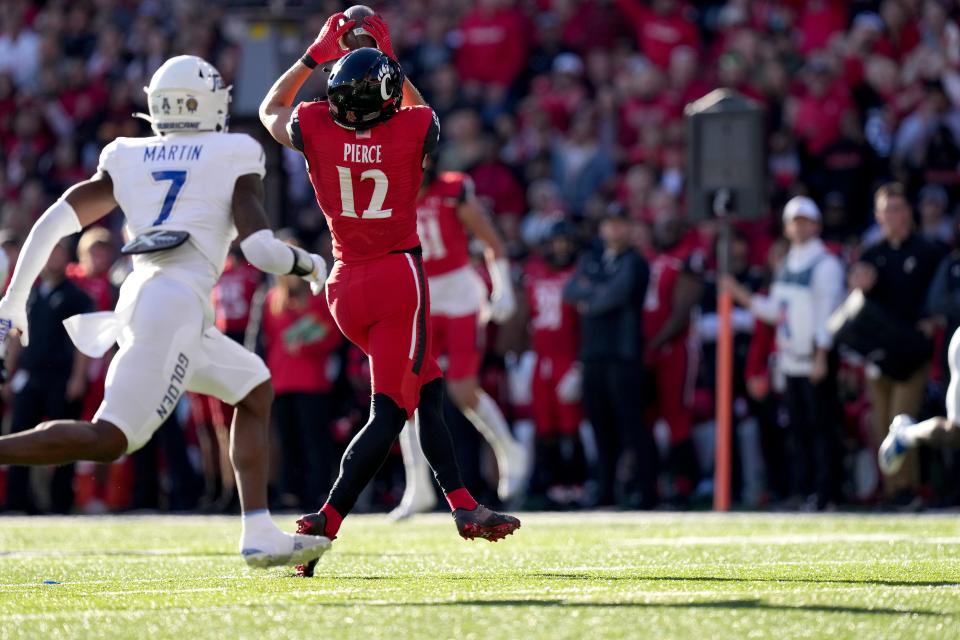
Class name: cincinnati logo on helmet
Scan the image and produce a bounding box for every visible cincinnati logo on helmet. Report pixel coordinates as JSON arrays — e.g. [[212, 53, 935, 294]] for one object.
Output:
[[377, 61, 393, 100]]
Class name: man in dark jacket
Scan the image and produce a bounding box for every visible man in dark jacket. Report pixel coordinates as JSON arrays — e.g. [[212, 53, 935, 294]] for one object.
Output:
[[3, 239, 92, 513], [850, 183, 946, 500], [564, 207, 655, 507]]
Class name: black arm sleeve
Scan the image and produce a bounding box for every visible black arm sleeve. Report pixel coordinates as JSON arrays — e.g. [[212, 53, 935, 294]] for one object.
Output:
[[289, 107, 305, 152], [457, 175, 475, 204], [422, 110, 440, 159]]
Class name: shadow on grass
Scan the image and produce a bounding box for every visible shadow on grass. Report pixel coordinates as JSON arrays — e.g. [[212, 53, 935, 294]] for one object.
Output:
[[529, 573, 960, 589], [363, 598, 943, 616]]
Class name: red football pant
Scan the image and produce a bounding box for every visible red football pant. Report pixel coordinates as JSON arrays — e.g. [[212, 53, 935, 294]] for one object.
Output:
[[646, 340, 696, 444], [531, 355, 582, 438], [431, 312, 482, 381], [326, 252, 442, 417]]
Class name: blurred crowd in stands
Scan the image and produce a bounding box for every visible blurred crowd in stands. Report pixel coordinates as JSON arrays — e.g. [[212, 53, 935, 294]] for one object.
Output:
[[1, 0, 960, 514]]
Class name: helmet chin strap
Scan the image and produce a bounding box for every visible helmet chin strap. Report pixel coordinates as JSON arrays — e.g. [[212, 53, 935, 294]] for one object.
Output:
[[131, 111, 221, 136]]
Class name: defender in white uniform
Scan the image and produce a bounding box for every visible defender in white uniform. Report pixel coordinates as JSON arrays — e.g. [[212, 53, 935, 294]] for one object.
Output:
[[0, 56, 330, 569]]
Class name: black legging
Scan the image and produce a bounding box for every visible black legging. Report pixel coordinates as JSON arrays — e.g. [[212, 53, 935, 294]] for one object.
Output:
[[326, 378, 466, 516], [274, 392, 332, 511], [783, 361, 842, 505]]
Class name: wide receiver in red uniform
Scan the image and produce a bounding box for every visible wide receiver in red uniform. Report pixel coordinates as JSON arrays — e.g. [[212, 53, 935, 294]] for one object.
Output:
[[390, 163, 529, 519], [260, 12, 520, 576]]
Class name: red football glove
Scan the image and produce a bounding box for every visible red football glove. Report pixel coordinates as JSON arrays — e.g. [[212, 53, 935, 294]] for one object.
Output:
[[305, 12, 355, 66], [365, 15, 396, 60]]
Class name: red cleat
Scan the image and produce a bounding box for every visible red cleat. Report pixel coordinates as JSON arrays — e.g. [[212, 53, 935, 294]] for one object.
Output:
[[295, 512, 334, 577], [453, 504, 521, 542]]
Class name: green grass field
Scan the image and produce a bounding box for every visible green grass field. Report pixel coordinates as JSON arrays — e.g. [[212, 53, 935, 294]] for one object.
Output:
[[1, 512, 959, 639]]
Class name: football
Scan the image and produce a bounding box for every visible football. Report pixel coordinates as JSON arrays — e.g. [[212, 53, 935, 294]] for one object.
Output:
[[339, 5, 378, 50]]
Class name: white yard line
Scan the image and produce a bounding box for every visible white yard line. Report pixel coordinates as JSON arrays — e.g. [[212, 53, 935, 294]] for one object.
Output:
[[2, 555, 958, 590], [503, 584, 960, 598], [0, 550, 226, 558], [536, 558, 960, 573], [3, 532, 956, 562], [1, 511, 959, 527], [92, 587, 229, 596], [80, 586, 394, 597], [0, 575, 255, 589], [619, 533, 960, 546]]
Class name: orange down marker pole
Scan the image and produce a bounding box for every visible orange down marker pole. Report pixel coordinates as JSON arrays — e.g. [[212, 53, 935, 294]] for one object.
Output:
[[714, 281, 733, 512]]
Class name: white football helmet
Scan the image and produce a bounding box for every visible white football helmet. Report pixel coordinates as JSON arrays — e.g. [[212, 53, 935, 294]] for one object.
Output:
[[138, 55, 231, 135]]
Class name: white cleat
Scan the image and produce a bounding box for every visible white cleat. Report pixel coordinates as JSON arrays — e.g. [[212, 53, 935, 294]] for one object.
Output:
[[878, 414, 914, 477], [497, 441, 531, 502], [389, 487, 437, 521], [242, 533, 332, 569]]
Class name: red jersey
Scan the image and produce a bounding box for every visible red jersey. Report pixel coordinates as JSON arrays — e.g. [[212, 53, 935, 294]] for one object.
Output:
[[294, 101, 438, 263], [66, 264, 115, 312], [455, 7, 529, 87], [643, 250, 702, 344], [616, 0, 700, 70], [213, 256, 262, 336], [417, 172, 472, 277], [261, 289, 343, 394], [792, 86, 854, 156], [524, 258, 579, 361]]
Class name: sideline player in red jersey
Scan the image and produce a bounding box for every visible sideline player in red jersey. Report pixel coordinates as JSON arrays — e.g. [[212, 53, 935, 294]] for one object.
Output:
[[213, 246, 263, 344], [390, 163, 529, 519], [259, 13, 520, 576], [642, 214, 703, 500], [523, 222, 585, 503]]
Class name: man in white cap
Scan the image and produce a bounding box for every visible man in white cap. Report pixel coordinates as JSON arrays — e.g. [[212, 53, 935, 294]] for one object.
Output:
[[722, 196, 845, 509]]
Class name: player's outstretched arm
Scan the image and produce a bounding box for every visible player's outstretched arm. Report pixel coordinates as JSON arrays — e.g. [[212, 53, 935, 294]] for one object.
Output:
[[0, 171, 116, 345], [259, 60, 313, 150], [231, 174, 326, 292], [259, 13, 354, 150], [458, 194, 516, 324], [365, 15, 427, 108], [402, 78, 428, 107]]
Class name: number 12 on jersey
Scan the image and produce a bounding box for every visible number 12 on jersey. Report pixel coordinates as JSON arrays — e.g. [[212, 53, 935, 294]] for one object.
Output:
[[336, 166, 392, 219], [151, 170, 187, 226]]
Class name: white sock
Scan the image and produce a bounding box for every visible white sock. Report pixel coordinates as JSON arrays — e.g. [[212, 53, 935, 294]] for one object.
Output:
[[464, 390, 517, 463], [399, 416, 433, 498], [900, 419, 921, 446], [240, 509, 288, 552]]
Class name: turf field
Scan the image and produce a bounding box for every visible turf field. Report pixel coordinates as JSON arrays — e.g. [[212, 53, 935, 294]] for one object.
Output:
[[0, 512, 958, 639]]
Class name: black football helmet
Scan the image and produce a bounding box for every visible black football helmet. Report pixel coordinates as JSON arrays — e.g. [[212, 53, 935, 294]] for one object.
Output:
[[327, 48, 404, 130]]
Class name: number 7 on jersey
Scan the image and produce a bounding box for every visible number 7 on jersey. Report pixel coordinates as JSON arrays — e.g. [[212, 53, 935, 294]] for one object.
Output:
[[151, 170, 187, 226]]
